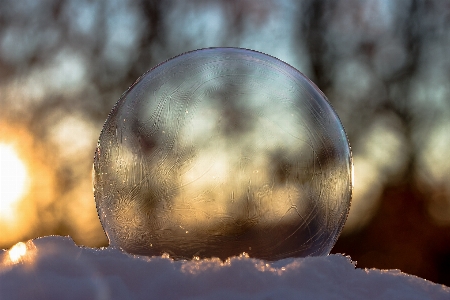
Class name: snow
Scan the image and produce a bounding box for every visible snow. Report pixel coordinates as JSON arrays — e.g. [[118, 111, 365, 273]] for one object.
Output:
[[1, 236, 449, 300]]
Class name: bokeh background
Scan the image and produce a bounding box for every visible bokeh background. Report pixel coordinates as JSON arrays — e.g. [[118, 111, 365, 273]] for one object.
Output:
[[1, 0, 450, 285]]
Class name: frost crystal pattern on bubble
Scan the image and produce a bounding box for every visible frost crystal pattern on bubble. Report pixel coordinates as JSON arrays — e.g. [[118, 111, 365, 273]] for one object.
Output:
[[93, 48, 352, 260]]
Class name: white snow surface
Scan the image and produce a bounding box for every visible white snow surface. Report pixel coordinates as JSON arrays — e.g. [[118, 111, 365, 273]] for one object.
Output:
[[0, 236, 449, 300]]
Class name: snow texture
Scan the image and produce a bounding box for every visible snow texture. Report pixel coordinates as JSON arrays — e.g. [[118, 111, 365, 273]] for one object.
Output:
[[0, 236, 449, 300]]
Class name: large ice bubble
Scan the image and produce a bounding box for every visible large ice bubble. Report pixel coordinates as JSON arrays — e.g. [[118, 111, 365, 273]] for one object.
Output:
[[93, 48, 352, 260]]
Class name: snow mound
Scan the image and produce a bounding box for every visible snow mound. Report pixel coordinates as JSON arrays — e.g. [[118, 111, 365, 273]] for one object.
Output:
[[1, 236, 449, 300]]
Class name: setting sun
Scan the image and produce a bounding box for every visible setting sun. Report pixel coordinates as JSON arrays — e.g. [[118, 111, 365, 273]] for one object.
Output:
[[0, 144, 28, 221]]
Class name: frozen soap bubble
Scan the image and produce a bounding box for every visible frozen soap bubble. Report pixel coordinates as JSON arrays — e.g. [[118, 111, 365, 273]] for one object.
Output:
[[93, 48, 352, 260]]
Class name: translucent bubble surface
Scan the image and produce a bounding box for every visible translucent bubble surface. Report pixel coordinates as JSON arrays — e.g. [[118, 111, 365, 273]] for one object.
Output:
[[93, 48, 352, 260]]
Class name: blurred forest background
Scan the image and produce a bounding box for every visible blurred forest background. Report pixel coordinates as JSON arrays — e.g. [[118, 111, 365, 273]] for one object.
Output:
[[1, 0, 450, 285]]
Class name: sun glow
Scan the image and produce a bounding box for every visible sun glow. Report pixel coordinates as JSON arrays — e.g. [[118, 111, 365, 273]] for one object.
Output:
[[0, 144, 28, 221], [8, 242, 27, 263]]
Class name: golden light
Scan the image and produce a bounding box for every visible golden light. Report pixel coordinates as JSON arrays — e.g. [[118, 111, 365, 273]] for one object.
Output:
[[0, 122, 56, 248], [0, 144, 29, 221], [8, 241, 27, 263]]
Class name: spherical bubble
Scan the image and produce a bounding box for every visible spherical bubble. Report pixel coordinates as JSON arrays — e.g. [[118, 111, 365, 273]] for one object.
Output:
[[93, 48, 352, 260]]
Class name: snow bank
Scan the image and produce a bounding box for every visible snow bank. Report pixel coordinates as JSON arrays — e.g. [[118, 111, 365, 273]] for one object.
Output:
[[1, 236, 448, 300]]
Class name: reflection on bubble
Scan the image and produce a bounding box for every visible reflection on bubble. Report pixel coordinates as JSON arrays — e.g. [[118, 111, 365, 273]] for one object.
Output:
[[93, 48, 352, 260]]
